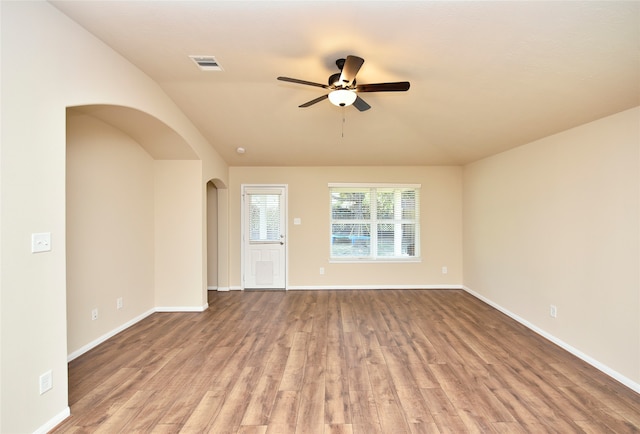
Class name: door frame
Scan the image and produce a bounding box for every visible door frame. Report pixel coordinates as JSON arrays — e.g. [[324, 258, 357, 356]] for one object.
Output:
[[241, 184, 288, 290]]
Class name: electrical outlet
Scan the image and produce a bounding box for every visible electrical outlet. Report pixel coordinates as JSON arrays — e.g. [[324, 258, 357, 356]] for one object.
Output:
[[442, 266, 448, 274], [550, 305, 557, 318], [39, 370, 52, 394], [117, 297, 123, 310], [91, 308, 98, 321], [319, 267, 325, 275]]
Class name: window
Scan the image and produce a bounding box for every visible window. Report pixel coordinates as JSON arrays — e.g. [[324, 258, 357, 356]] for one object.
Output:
[[248, 193, 281, 242], [330, 184, 420, 261]]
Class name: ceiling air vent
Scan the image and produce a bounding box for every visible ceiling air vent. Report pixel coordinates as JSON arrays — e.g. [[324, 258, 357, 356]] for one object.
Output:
[[190, 55, 223, 71]]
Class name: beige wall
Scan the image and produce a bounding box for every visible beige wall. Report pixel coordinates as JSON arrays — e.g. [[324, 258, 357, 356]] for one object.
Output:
[[229, 166, 463, 289], [1, 2, 228, 432], [154, 160, 205, 309], [463, 107, 640, 386], [66, 111, 155, 355]]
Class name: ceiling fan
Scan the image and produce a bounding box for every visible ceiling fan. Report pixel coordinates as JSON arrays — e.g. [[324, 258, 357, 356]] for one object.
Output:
[[277, 55, 410, 111]]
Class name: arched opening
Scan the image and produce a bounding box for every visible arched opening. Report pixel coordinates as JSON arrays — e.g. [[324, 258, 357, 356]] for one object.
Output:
[[207, 181, 219, 290], [207, 178, 228, 294], [65, 104, 204, 362]]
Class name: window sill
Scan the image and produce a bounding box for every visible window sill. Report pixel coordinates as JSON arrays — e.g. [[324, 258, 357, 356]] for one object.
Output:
[[329, 257, 422, 264]]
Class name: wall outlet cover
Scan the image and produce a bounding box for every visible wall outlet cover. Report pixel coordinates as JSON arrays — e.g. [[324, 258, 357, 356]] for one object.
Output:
[[39, 370, 52, 394]]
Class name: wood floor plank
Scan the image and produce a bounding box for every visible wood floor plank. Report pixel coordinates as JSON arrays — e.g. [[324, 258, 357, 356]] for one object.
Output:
[[324, 360, 352, 425], [366, 363, 411, 434], [179, 390, 226, 433], [351, 423, 384, 434], [491, 387, 545, 426], [148, 423, 181, 433], [348, 389, 380, 427], [295, 376, 325, 434], [120, 389, 185, 432], [279, 332, 309, 391], [93, 390, 155, 433], [491, 421, 529, 433], [265, 424, 296, 434], [324, 424, 354, 434], [241, 363, 286, 426], [296, 364, 326, 433], [154, 389, 208, 426], [560, 385, 640, 432], [236, 426, 268, 434], [266, 390, 299, 431], [429, 363, 514, 426], [381, 345, 425, 390], [51, 290, 640, 434], [550, 360, 640, 427], [206, 366, 264, 433], [395, 386, 437, 427]]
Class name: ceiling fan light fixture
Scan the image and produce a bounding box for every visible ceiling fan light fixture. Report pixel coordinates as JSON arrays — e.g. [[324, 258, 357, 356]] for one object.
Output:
[[328, 89, 357, 107]]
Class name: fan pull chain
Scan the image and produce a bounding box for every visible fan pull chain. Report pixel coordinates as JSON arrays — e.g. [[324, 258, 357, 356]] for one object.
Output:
[[342, 108, 346, 138]]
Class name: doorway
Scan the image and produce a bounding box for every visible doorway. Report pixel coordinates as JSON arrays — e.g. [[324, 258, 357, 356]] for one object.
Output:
[[207, 181, 218, 290], [242, 185, 287, 289]]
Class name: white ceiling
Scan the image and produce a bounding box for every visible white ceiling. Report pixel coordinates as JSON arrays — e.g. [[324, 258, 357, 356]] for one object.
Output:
[[51, 1, 639, 167]]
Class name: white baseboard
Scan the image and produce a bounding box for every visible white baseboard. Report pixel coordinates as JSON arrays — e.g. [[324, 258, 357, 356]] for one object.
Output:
[[462, 285, 640, 395], [287, 284, 463, 291], [207, 286, 218, 290], [67, 308, 155, 362], [33, 407, 70, 434], [216, 286, 231, 291]]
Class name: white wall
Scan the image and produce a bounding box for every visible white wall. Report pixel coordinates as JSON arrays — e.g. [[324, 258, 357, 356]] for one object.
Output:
[[463, 107, 640, 388], [0, 2, 228, 432]]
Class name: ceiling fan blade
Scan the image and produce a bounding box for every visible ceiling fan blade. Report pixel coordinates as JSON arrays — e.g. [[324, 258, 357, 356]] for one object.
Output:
[[299, 94, 329, 107], [278, 76, 329, 89], [353, 96, 371, 112], [356, 82, 410, 92], [338, 55, 365, 87]]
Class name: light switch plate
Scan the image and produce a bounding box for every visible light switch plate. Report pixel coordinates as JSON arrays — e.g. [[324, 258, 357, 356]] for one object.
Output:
[[32, 232, 51, 253]]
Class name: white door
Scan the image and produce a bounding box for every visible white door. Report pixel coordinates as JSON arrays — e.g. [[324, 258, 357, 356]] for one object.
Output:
[[243, 186, 287, 289]]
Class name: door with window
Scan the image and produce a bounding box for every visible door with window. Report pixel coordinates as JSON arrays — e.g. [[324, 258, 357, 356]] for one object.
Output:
[[243, 186, 287, 289]]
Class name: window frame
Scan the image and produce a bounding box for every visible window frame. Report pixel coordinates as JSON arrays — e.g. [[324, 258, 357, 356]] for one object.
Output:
[[328, 183, 421, 263]]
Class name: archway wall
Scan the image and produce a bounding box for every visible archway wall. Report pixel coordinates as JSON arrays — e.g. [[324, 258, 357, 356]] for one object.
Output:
[[208, 178, 230, 291], [66, 110, 156, 357], [207, 182, 219, 290], [1, 3, 227, 432]]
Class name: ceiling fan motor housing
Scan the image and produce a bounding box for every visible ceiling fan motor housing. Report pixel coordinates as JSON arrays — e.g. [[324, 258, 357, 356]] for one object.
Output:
[[329, 72, 355, 88]]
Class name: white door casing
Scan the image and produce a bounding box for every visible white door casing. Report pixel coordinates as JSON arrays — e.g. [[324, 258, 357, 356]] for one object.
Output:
[[242, 185, 287, 289]]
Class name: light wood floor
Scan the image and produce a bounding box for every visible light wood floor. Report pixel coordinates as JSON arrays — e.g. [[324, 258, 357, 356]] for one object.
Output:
[[52, 290, 640, 433]]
